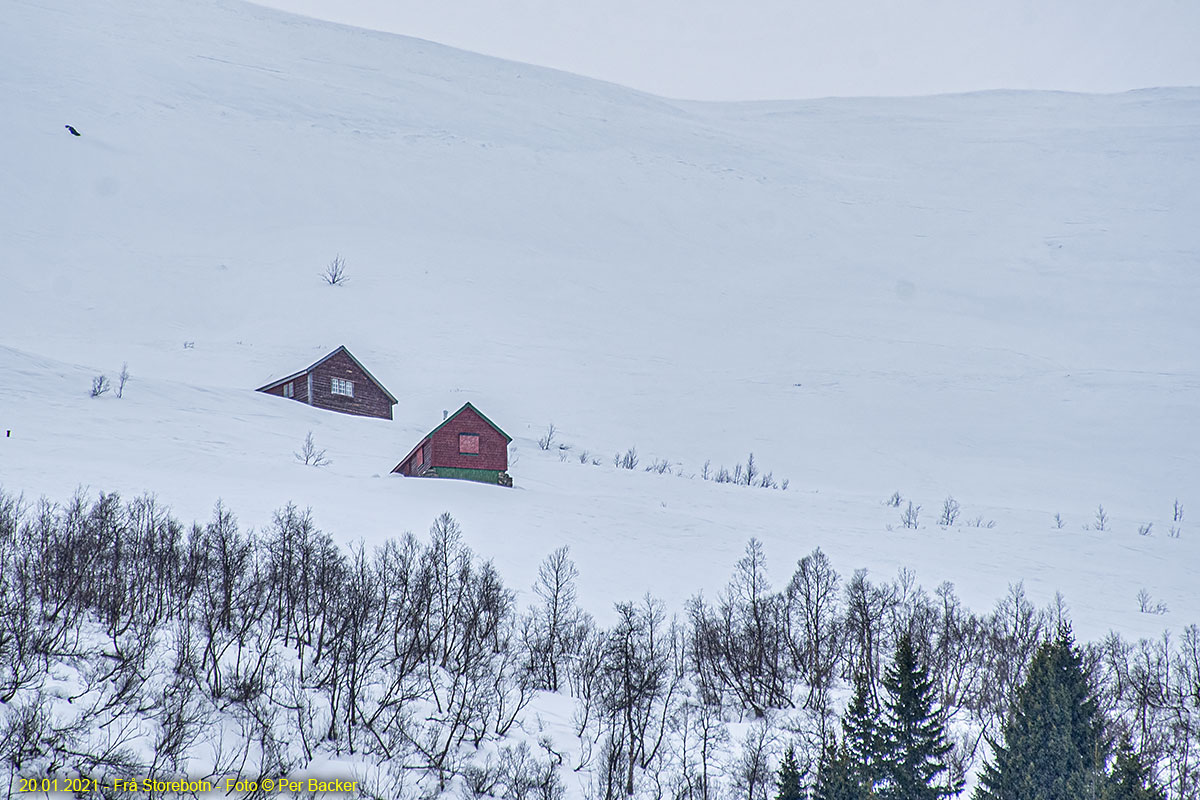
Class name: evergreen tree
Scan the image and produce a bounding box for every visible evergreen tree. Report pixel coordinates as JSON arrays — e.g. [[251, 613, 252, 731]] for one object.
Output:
[[814, 735, 869, 800], [974, 625, 1108, 800], [1102, 737, 1166, 800], [877, 632, 963, 800], [842, 669, 883, 792], [776, 743, 805, 800]]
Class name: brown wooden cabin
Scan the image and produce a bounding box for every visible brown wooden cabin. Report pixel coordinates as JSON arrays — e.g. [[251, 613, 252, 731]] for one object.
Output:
[[392, 402, 513, 486], [256, 346, 397, 420]]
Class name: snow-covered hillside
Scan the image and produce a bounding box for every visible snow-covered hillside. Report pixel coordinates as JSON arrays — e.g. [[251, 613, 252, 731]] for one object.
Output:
[[2, 0, 1198, 652]]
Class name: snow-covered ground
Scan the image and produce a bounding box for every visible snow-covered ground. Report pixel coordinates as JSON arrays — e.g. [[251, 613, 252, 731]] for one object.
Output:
[[2, 0, 1198, 648]]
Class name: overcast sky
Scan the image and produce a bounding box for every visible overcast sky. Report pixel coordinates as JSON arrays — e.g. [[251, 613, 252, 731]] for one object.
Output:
[[253, 0, 1200, 101]]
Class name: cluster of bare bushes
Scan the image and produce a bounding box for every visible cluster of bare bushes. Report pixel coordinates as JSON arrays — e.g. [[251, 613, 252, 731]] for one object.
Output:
[[540, 426, 790, 491], [0, 488, 1195, 799]]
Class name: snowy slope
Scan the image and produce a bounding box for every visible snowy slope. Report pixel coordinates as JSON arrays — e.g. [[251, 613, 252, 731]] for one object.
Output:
[[1, 0, 1198, 651]]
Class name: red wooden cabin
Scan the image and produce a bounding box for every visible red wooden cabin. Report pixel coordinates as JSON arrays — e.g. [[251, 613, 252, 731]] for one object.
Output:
[[256, 345, 397, 420], [393, 402, 512, 486]]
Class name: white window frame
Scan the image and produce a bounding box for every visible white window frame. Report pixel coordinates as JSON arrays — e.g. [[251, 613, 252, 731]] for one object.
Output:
[[331, 377, 355, 397], [283, 381, 294, 398]]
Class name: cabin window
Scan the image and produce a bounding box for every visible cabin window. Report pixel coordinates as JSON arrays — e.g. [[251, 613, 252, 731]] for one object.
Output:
[[283, 381, 294, 398], [459, 434, 480, 454], [331, 377, 354, 397]]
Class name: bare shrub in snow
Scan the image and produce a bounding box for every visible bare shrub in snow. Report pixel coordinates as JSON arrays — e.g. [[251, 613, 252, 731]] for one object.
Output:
[[743, 453, 758, 487], [939, 496, 961, 527], [0, 699, 58, 778], [784, 547, 841, 712], [522, 547, 587, 692], [1137, 589, 1168, 615], [0, 695, 143, 787], [591, 596, 681, 798], [901, 502, 921, 529], [322, 254, 348, 285], [1094, 505, 1108, 531], [1054, 513, 1065, 529], [689, 539, 792, 716], [967, 516, 996, 529], [565, 626, 605, 767], [116, 362, 129, 398], [496, 740, 565, 800], [537, 424, 556, 451], [1138, 522, 1153, 536], [669, 698, 730, 800], [645, 458, 672, 475], [619, 446, 639, 470], [688, 453, 787, 489], [1169, 525, 1181, 539], [886, 491, 903, 508], [729, 719, 777, 800], [566, 447, 599, 466], [841, 568, 899, 706], [461, 756, 502, 799], [294, 431, 330, 466], [90, 374, 110, 397], [1174, 499, 1184, 523]]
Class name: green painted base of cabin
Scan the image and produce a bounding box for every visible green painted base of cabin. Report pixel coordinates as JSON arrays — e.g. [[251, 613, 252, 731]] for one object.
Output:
[[426, 467, 513, 486]]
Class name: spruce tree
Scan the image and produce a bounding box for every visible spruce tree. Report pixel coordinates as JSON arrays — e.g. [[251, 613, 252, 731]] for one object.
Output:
[[877, 632, 963, 800], [1102, 737, 1166, 800], [974, 626, 1107, 800], [776, 743, 805, 800], [842, 669, 883, 792], [814, 735, 869, 800]]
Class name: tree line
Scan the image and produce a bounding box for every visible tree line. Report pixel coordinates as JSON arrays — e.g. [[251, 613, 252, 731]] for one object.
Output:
[[0, 488, 1196, 799]]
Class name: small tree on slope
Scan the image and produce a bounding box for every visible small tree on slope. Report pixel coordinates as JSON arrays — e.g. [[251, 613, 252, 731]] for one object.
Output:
[[878, 632, 964, 800], [842, 669, 884, 792], [813, 735, 869, 800], [973, 625, 1107, 800], [776, 743, 805, 800], [1101, 737, 1166, 800]]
